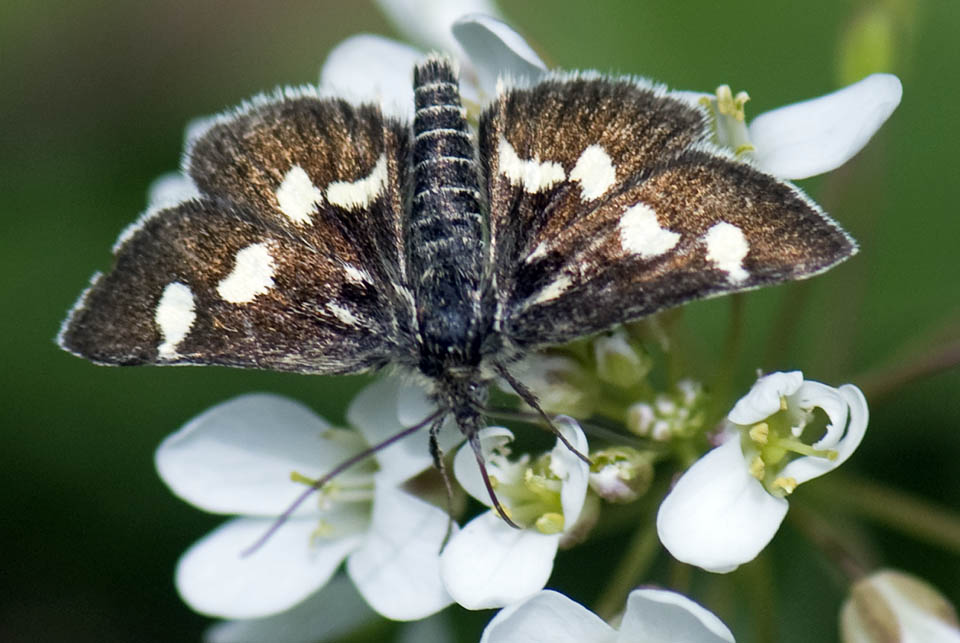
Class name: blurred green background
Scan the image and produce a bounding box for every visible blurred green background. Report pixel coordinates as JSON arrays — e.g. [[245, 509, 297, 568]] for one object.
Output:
[[2, 0, 957, 641]]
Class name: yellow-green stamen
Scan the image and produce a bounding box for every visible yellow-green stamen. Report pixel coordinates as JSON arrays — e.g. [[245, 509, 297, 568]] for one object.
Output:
[[715, 84, 751, 121], [749, 422, 770, 444], [536, 513, 565, 534]]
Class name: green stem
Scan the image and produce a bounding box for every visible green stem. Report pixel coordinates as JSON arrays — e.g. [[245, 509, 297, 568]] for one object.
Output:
[[807, 473, 960, 554], [852, 336, 960, 401], [711, 294, 745, 416], [737, 553, 777, 643], [788, 503, 870, 582], [592, 523, 660, 620], [763, 281, 811, 369]]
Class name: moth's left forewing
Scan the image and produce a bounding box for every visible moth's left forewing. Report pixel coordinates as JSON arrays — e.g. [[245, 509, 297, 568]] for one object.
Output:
[[480, 73, 857, 348]]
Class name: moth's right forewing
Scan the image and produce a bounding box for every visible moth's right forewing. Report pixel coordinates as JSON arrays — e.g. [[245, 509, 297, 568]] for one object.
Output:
[[60, 93, 416, 374]]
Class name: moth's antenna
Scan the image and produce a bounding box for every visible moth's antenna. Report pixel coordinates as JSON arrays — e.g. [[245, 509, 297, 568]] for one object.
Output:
[[242, 408, 445, 557], [494, 363, 592, 465]]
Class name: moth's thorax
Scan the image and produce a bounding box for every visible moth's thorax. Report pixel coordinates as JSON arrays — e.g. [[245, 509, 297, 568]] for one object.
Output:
[[409, 58, 490, 376]]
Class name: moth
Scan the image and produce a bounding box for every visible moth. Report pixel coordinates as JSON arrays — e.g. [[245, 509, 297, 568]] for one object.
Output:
[[59, 56, 856, 515]]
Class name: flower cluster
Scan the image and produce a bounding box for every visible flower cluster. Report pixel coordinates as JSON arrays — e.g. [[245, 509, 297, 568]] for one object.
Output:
[[147, 1, 915, 641], [156, 379, 456, 623], [158, 367, 872, 639]]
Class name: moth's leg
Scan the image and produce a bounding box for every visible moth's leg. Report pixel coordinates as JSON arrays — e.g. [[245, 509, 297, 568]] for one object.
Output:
[[494, 362, 592, 465], [467, 431, 521, 529], [428, 415, 461, 545]]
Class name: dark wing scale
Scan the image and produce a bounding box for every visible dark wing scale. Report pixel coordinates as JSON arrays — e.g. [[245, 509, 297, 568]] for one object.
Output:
[[479, 74, 856, 349], [188, 92, 411, 296], [480, 74, 704, 280], [60, 92, 414, 374]]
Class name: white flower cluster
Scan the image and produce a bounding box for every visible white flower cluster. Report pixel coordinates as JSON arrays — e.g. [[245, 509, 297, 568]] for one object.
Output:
[[150, 1, 905, 640], [158, 367, 870, 640]]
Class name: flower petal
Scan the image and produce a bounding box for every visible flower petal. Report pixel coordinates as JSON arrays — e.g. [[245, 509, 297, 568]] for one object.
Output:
[[618, 589, 734, 643], [782, 384, 868, 484], [791, 380, 849, 445], [156, 394, 361, 516], [842, 570, 960, 643], [319, 34, 421, 119], [374, 0, 501, 54], [440, 511, 559, 609], [452, 14, 546, 95], [657, 438, 788, 573], [452, 426, 516, 506], [551, 417, 590, 527], [176, 517, 365, 619], [480, 590, 615, 643], [346, 377, 437, 484], [206, 574, 377, 643], [727, 371, 803, 426], [347, 482, 454, 620], [748, 73, 902, 179], [146, 172, 199, 210], [394, 380, 463, 457]]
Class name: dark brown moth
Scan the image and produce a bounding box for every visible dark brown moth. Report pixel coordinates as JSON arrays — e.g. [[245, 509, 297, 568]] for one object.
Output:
[[59, 57, 856, 518]]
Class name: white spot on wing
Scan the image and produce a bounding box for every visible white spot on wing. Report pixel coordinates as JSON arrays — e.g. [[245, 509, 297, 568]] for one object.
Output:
[[525, 241, 550, 263], [217, 242, 276, 303], [497, 136, 565, 193], [570, 144, 616, 201], [155, 282, 196, 359], [619, 203, 680, 258], [276, 165, 323, 225], [703, 222, 750, 283], [342, 264, 374, 284], [326, 302, 360, 326], [327, 154, 388, 210], [529, 274, 574, 305]]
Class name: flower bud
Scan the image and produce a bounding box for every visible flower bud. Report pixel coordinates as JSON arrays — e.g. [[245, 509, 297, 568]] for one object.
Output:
[[594, 329, 652, 387], [588, 446, 654, 503], [626, 379, 706, 441], [841, 569, 960, 642]]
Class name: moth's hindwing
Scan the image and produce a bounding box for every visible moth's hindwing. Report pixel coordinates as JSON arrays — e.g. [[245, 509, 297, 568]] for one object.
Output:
[[59, 93, 414, 374], [479, 74, 857, 347]]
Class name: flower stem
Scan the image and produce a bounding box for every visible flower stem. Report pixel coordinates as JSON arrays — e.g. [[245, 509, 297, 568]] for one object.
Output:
[[711, 294, 745, 414], [592, 523, 659, 620], [737, 552, 778, 643], [762, 281, 811, 369], [788, 502, 870, 582], [807, 473, 960, 554], [852, 336, 960, 401]]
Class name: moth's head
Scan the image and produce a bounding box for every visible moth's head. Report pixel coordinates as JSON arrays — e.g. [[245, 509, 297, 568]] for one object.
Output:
[[417, 342, 482, 381]]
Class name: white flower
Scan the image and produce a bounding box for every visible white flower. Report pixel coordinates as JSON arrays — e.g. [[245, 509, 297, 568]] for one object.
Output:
[[155, 378, 456, 622], [657, 371, 868, 573], [205, 574, 376, 643], [375, 0, 501, 55], [440, 419, 590, 609], [319, 12, 545, 119], [479, 588, 735, 643], [368, 1, 900, 181], [700, 73, 902, 179], [841, 569, 960, 643]]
